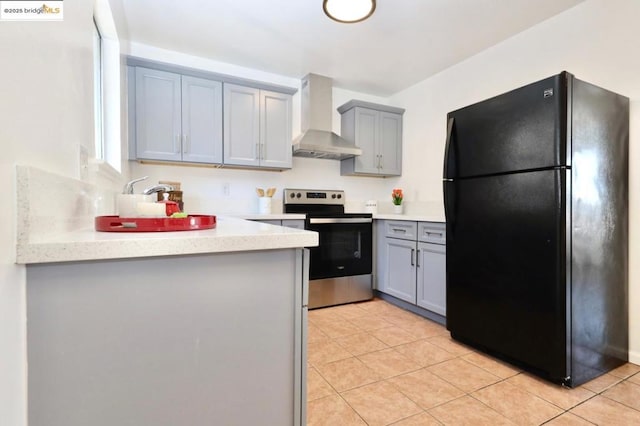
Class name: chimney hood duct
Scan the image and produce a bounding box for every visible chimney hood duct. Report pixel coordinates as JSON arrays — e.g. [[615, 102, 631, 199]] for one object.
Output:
[[292, 73, 362, 160]]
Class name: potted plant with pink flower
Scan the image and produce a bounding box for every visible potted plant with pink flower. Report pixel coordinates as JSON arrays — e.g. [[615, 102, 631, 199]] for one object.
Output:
[[392, 188, 403, 214]]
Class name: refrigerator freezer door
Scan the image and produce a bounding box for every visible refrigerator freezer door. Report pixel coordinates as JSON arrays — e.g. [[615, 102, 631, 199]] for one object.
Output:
[[444, 73, 568, 179], [445, 168, 569, 381]]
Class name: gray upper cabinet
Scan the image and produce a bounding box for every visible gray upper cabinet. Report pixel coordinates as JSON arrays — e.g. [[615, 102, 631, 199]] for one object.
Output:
[[224, 83, 292, 169], [181, 76, 223, 163], [260, 90, 293, 169], [127, 58, 297, 169], [223, 84, 260, 166], [134, 67, 223, 164], [339, 100, 405, 177], [135, 67, 182, 162]]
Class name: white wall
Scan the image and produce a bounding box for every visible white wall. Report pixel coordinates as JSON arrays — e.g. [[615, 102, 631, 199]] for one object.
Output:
[[0, 1, 98, 425], [389, 0, 640, 362]]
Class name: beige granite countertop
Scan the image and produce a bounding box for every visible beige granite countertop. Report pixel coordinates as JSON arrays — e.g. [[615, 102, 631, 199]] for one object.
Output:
[[16, 216, 318, 264], [14, 166, 317, 265]]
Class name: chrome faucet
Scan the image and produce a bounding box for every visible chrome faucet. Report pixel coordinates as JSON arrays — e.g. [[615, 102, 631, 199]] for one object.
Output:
[[142, 184, 174, 195], [122, 176, 148, 194]]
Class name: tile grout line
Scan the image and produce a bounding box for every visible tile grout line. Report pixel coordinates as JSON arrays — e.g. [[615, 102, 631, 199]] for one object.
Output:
[[308, 299, 640, 425]]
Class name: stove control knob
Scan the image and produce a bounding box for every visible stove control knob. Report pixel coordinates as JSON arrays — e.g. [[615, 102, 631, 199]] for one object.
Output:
[[337, 194, 342, 199], [331, 194, 336, 199], [290, 193, 296, 198], [296, 192, 302, 198]]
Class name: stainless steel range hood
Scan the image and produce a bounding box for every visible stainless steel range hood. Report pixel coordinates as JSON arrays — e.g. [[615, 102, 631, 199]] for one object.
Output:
[[292, 73, 362, 160]]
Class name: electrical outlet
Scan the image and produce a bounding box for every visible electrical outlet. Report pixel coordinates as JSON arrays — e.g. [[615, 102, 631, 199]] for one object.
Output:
[[79, 145, 89, 180], [223, 182, 230, 196]]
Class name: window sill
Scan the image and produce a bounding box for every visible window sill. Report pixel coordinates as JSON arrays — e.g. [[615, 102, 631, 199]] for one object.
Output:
[[89, 158, 121, 184]]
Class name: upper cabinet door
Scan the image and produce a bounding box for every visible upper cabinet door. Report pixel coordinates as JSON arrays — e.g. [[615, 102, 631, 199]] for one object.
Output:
[[181, 76, 223, 164], [339, 100, 404, 177], [223, 83, 260, 167], [378, 111, 402, 176], [353, 108, 379, 174], [260, 90, 292, 169], [135, 67, 182, 161]]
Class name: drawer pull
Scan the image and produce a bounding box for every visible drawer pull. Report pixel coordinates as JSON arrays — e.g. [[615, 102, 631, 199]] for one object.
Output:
[[425, 231, 443, 238], [392, 228, 407, 233]]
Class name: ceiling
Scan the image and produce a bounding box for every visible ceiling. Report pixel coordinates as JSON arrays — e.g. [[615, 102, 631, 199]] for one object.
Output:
[[118, 0, 584, 96]]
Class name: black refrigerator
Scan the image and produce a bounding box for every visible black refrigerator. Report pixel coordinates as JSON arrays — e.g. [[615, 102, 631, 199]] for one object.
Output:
[[443, 72, 629, 387]]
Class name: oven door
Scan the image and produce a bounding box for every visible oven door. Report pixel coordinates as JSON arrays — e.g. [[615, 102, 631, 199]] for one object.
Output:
[[306, 217, 373, 280]]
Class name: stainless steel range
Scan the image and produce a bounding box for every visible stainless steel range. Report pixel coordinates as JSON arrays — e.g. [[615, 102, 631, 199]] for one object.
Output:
[[284, 189, 373, 309]]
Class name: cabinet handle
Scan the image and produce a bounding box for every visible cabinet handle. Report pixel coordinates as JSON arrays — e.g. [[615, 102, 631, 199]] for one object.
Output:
[[174, 135, 181, 154], [256, 143, 260, 160], [379, 154, 383, 169], [261, 143, 265, 160], [425, 231, 443, 238], [377, 154, 382, 169], [392, 228, 407, 233], [411, 248, 415, 266], [416, 249, 420, 267], [182, 135, 189, 154]]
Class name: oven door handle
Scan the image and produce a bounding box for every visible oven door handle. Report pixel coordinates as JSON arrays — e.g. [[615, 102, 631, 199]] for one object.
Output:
[[309, 218, 373, 225]]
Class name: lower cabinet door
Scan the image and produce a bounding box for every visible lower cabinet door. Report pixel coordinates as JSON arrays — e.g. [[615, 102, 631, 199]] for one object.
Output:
[[416, 242, 446, 315], [384, 237, 417, 303]]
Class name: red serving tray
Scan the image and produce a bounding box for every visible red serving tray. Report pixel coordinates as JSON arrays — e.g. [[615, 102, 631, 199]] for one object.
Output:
[[95, 215, 216, 232]]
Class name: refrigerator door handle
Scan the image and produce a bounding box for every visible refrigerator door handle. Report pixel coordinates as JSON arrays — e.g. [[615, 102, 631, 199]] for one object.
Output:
[[444, 180, 456, 230], [443, 116, 455, 179]]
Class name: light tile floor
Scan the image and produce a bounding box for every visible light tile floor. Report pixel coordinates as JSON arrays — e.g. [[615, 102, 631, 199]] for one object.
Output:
[[307, 298, 640, 425]]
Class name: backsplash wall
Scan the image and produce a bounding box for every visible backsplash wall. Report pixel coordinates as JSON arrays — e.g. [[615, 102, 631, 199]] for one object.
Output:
[[128, 156, 440, 216]]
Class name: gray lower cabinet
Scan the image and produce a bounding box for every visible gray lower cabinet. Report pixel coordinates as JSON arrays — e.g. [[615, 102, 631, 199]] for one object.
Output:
[[224, 83, 292, 169], [383, 237, 417, 302], [339, 100, 405, 177], [416, 241, 446, 316], [26, 249, 308, 426], [282, 219, 305, 230], [253, 219, 305, 230], [376, 220, 446, 316], [134, 67, 223, 164]]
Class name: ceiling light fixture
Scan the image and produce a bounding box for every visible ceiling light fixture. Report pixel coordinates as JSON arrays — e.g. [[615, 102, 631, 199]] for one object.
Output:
[[323, 0, 376, 24]]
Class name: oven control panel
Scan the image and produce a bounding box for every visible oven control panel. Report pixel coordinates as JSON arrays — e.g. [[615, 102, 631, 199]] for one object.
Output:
[[283, 189, 345, 205]]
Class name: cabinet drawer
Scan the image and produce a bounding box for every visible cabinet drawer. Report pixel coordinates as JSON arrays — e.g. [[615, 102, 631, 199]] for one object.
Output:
[[256, 220, 282, 226], [384, 221, 417, 240], [282, 219, 304, 230], [418, 222, 446, 245]]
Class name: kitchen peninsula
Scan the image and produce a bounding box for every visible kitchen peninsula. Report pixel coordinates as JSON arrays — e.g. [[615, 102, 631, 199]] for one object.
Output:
[[15, 167, 317, 426]]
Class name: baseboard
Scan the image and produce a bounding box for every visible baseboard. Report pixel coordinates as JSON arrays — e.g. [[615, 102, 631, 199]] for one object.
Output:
[[374, 290, 446, 326], [629, 349, 640, 366]]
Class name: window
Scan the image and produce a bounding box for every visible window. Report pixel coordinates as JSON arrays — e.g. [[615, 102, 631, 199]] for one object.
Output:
[[93, 0, 121, 174], [93, 20, 104, 160]]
